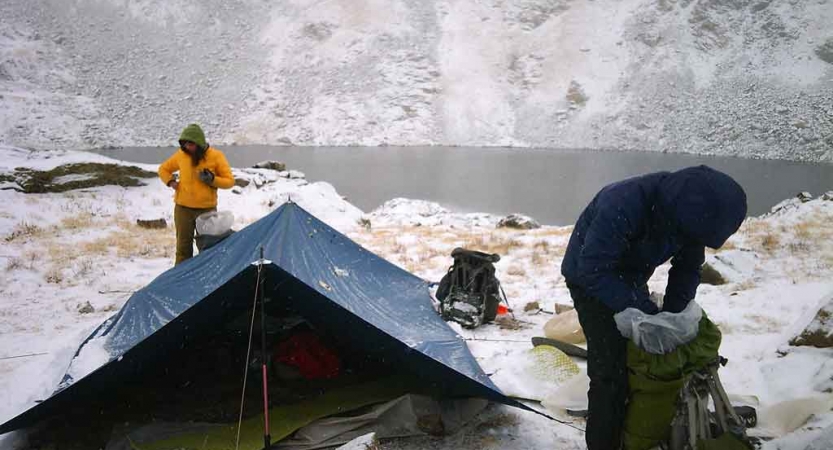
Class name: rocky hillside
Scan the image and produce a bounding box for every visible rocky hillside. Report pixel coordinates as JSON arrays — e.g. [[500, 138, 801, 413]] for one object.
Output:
[[0, 0, 831, 161]]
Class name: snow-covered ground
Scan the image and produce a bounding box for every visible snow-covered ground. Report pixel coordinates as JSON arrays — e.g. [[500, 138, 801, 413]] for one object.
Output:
[[0, 1, 832, 161], [0, 146, 831, 449]]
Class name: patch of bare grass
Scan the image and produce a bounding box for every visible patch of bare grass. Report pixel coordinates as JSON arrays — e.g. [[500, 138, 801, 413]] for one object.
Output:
[[506, 265, 527, 277], [717, 239, 737, 251], [4, 221, 43, 242], [72, 258, 94, 278], [759, 233, 780, 253], [463, 232, 525, 256], [531, 251, 551, 266], [110, 227, 175, 259], [740, 219, 781, 253], [82, 239, 112, 255], [732, 279, 757, 292], [61, 212, 94, 230], [44, 267, 64, 284], [5, 257, 23, 272], [12, 162, 156, 193]]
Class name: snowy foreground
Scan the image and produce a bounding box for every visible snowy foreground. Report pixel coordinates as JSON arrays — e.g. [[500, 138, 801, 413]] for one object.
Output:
[[0, 146, 831, 449]]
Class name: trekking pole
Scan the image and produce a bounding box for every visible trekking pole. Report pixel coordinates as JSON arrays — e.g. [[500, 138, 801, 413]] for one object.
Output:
[[259, 247, 271, 450], [236, 250, 265, 450], [498, 282, 515, 319]]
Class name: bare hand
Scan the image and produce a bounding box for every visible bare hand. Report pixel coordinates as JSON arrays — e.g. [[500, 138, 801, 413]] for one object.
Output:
[[168, 180, 179, 190]]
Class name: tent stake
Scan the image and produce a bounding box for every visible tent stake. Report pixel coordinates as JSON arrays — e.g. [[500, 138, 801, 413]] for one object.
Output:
[[259, 247, 271, 450]]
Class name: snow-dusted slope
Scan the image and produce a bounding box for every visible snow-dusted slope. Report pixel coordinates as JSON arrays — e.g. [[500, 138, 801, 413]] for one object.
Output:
[[0, 0, 831, 160], [0, 146, 832, 448]]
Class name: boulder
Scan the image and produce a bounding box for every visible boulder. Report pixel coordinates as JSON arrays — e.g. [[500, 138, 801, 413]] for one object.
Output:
[[497, 213, 541, 230], [790, 295, 833, 348], [287, 170, 306, 179], [335, 432, 379, 450], [136, 218, 166, 229], [524, 301, 541, 312], [252, 161, 286, 171], [700, 262, 728, 286], [704, 251, 757, 284]]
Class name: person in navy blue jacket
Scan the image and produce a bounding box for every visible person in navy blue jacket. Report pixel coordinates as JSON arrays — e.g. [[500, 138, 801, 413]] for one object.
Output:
[[561, 165, 747, 450]]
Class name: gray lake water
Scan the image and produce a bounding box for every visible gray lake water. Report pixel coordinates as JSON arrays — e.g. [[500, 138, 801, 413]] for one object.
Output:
[[95, 146, 833, 226]]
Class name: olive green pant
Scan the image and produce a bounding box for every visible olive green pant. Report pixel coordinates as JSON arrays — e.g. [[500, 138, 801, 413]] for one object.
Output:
[[174, 204, 216, 265]]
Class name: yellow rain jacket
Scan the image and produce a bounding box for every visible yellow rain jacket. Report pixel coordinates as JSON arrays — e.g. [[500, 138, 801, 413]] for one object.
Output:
[[158, 147, 234, 209]]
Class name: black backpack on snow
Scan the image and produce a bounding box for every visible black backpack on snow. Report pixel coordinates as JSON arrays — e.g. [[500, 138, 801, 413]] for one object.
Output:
[[435, 248, 503, 329]]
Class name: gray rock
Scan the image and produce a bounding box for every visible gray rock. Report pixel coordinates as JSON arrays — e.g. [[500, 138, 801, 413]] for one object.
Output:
[[78, 301, 95, 314], [524, 301, 541, 312], [700, 262, 728, 285], [798, 191, 813, 202], [497, 214, 541, 230], [790, 296, 833, 348], [136, 218, 166, 229], [815, 38, 833, 64], [335, 432, 379, 450], [252, 161, 286, 172]]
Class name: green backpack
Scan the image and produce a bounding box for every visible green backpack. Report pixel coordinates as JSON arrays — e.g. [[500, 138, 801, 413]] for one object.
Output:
[[624, 316, 755, 450], [435, 248, 503, 329]]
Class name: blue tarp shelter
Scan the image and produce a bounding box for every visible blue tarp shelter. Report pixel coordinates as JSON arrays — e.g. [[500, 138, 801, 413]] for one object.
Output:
[[0, 202, 534, 434]]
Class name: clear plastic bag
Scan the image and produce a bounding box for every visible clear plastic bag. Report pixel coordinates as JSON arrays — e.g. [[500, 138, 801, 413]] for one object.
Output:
[[196, 210, 234, 236], [614, 301, 702, 354]]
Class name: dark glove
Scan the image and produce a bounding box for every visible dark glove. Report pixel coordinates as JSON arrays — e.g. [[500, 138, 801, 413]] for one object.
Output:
[[199, 169, 215, 185]]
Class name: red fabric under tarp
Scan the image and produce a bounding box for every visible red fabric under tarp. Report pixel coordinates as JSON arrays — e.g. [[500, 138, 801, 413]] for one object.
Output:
[[273, 330, 341, 380]]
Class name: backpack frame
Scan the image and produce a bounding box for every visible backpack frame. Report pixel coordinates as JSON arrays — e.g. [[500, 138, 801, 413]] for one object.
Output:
[[435, 248, 503, 329]]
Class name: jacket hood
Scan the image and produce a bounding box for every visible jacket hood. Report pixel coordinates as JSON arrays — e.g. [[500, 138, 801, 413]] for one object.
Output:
[[657, 165, 747, 249], [178, 123, 207, 150]]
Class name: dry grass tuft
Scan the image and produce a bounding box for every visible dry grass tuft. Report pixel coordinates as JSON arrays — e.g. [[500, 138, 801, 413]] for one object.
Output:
[[72, 258, 94, 278], [717, 239, 737, 251], [531, 251, 551, 266], [44, 267, 64, 284], [759, 233, 780, 253], [733, 279, 757, 292], [82, 239, 113, 255], [506, 265, 527, 277], [462, 232, 525, 256], [111, 228, 175, 259], [61, 212, 94, 230], [5, 257, 23, 272], [5, 222, 43, 242]]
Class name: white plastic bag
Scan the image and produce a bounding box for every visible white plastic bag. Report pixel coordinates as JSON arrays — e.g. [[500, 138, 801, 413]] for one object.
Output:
[[542, 371, 590, 415], [614, 301, 702, 354], [196, 210, 234, 236]]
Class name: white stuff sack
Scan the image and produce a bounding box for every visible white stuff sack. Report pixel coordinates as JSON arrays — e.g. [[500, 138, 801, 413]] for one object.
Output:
[[196, 210, 234, 236], [614, 301, 703, 355]]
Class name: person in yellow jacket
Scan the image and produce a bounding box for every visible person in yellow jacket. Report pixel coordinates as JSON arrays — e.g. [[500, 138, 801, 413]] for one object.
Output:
[[158, 124, 234, 264]]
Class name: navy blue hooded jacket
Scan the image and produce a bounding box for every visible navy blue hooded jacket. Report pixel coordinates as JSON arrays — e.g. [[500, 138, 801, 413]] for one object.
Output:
[[561, 166, 747, 314]]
